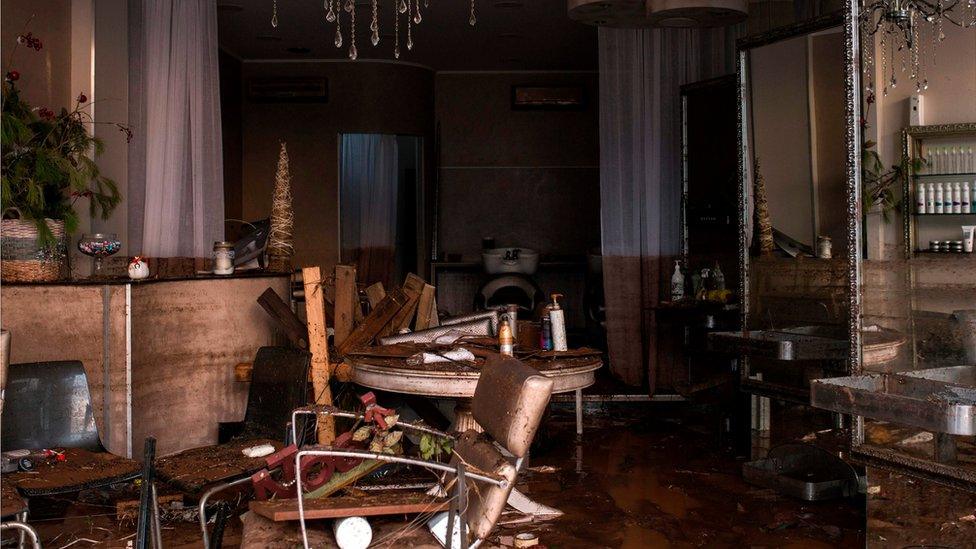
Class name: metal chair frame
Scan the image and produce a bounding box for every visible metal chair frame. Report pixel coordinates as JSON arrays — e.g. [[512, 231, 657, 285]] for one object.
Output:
[[292, 406, 510, 549], [0, 518, 40, 549]]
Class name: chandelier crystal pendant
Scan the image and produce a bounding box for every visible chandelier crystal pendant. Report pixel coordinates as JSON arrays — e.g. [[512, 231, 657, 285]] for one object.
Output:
[[273, 0, 477, 60], [861, 0, 976, 96]]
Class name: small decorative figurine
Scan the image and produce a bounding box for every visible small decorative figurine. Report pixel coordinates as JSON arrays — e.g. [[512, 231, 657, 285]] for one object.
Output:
[[128, 256, 150, 280]]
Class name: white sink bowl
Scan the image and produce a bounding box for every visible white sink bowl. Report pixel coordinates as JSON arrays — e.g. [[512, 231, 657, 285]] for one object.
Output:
[[482, 247, 539, 275]]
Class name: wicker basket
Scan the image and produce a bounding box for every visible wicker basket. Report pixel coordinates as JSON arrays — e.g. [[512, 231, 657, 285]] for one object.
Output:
[[1, 217, 67, 282]]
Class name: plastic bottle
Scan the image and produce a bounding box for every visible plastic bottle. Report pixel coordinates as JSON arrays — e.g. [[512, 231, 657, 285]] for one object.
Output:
[[935, 183, 945, 214], [671, 261, 685, 301], [540, 315, 552, 351], [713, 262, 725, 291], [962, 182, 971, 214], [953, 182, 963, 213], [548, 293, 568, 352], [926, 183, 936, 212], [498, 319, 514, 356], [917, 183, 927, 214]]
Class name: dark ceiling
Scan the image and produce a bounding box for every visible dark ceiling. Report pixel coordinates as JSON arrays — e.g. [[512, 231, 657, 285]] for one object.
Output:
[[217, 0, 598, 70]]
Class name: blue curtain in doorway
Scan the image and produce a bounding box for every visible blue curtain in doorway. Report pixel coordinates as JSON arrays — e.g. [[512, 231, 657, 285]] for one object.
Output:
[[340, 134, 399, 289]]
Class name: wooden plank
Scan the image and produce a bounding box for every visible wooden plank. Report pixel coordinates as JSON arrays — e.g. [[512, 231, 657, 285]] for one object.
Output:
[[336, 287, 408, 356], [333, 265, 357, 347], [364, 282, 386, 309], [414, 284, 438, 330], [257, 288, 308, 349], [235, 361, 354, 383], [249, 492, 450, 522], [383, 274, 426, 336], [301, 266, 336, 444]]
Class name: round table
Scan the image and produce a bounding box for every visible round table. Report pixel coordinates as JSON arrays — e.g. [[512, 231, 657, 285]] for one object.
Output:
[[348, 355, 602, 434]]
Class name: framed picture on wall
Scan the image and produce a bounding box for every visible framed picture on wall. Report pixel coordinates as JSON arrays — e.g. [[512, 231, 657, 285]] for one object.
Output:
[[511, 85, 585, 110]]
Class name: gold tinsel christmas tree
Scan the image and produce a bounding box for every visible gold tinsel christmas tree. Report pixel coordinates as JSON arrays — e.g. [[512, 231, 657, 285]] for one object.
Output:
[[267, 142, 294, 272], [752, 157, 775, 256]]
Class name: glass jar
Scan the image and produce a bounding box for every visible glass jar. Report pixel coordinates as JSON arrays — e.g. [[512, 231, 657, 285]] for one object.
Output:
[[213, 241, 235, 275]]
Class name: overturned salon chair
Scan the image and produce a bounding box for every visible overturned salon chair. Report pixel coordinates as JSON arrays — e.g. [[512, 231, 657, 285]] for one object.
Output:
[[154, 346, 310, 547], [1, 361, 146, 548], [281, 354, 554, 549]]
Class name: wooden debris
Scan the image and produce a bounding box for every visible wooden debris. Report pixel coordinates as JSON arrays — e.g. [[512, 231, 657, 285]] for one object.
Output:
[[414, 284, 439, 330], [234, 360, 354, 383], [249, 491, 449, 522], [117, 493, 183, 520], [383, 273, 426, 336], [333, 265, 358, 347], [302, 266, 336, 444], [257, 287, 308, 349], [337, 287, 408, 355], [364, 282, 386, 309]]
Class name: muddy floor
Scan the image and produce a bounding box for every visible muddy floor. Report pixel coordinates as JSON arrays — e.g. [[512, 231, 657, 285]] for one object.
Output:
[[3, 403, 874, 547]]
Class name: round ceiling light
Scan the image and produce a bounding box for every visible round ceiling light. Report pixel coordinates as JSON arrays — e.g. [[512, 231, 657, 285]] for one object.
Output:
[[568, 0, 746, 28]]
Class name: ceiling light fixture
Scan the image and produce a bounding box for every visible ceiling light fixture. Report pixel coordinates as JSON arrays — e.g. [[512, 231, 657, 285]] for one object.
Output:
[[268, 0, 478, 61], [567, 0, 747, 28], [861, 0, 975, 95]]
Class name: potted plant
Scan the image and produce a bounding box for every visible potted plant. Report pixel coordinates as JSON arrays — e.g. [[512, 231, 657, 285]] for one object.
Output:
[[1, 30, 126, 282], [861, 92, 924, 223]]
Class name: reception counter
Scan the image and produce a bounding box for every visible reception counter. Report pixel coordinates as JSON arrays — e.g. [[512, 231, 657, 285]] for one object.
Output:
[[1, 272, 290, 458]]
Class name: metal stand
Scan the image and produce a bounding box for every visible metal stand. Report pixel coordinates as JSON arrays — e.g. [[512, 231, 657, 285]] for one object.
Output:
[[0, 520, 40, 549], [136, 437, 163, 549]]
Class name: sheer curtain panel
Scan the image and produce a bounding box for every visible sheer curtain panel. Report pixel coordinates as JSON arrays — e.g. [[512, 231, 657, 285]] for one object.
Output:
[[340, 134, 400, 289], [599, 26, 738, 390], [127, 0, 225, 257]]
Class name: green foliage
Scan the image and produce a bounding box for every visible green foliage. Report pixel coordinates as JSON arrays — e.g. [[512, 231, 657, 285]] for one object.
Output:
[[1, 82, 121, 244], [862, 139, 924, 223], [420, 433, 454, 462]]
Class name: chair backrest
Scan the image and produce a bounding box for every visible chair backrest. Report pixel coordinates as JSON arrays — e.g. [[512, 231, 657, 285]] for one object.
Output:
[[455, 355, 554, 543], [1, 361, 103, 451], [241, 347, 310, 440], [471, 354, 554, 458]]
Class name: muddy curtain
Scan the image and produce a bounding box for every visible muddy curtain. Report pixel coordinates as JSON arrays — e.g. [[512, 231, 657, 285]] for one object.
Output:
[[340, 134, 399, 289], [598, 27, 738, 390]]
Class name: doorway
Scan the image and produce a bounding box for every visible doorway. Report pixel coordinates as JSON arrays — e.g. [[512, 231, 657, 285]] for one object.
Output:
[[339, 134, 422, 289]]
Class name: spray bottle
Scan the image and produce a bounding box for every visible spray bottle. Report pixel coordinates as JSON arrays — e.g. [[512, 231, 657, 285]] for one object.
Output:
[[548, 293, 568, 352]]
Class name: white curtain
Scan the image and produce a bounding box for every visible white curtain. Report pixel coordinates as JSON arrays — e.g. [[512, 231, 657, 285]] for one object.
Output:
[[127, 0, 225, 257], [340, 134, 399, 289], [599, 27, 738, 389]]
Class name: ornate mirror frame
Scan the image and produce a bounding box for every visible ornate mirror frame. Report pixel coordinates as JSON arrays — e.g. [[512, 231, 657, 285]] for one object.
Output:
[[735, 8, 862, 391]]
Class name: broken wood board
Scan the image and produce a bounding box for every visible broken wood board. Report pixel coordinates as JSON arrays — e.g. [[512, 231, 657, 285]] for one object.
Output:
[[302, 266, 336, 444], [382, 273, 426, 336], [250, 491, 450, 521], [337, 287, 408, 356], [333, 265, 357, 347], [364, 282, 386, 309], [257, 287, 308, 349], [234, 361, 353, 383], [414, 283, 439, 330]]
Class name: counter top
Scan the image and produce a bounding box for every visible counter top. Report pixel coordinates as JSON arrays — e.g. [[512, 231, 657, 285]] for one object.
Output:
[[2, 269, 289, 287]]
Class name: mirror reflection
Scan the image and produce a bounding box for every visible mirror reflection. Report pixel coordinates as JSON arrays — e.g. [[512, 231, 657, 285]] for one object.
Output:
[[745, 26, 847, 254]]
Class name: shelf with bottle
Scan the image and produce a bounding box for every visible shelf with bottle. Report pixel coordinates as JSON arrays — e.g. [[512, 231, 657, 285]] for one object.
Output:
[[919, 144, 976, 175], [912, 180, 975, 215]]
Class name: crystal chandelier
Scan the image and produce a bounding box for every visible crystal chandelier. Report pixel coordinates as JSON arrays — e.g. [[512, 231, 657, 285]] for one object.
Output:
[[270, 0, 478, 60], [861, 0, 975, 96]]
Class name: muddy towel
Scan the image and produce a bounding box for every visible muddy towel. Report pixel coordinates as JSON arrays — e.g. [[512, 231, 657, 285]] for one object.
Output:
[[406, 348, 476, 366]]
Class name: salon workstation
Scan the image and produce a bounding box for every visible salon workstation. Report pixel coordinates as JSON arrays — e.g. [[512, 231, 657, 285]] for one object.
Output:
[[1, 0, 975, 547]]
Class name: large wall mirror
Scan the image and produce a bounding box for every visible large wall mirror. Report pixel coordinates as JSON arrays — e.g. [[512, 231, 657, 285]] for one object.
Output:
[[726, 12, 858, 412]]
